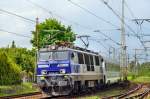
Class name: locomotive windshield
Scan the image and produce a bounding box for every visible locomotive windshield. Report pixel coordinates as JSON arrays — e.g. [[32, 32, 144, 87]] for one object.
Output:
[[39, 51, 68, 61]]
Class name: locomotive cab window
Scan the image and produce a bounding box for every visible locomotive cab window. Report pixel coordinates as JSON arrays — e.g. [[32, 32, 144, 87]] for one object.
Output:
[[39, 51, 69, 61], [39, 52, 50, 61]]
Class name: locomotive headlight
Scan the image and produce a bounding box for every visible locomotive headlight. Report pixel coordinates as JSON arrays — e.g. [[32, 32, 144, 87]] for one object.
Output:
[[51, 45, 55, 50], [57, 64, 68, 67], [41, 70, 47, 75], [60, 69, 66, 74]]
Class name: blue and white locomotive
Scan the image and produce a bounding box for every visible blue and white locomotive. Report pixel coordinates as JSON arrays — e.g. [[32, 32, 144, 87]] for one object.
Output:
[[36, 45, 121, 96]]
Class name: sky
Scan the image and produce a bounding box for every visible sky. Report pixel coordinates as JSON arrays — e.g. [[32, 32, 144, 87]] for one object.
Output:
[[0, 0, 150, 62]]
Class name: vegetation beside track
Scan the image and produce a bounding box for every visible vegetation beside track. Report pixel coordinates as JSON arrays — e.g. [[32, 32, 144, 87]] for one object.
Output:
[[128, 76, 150, 83], [0, 83, 39, 97], [128, 62, 150, 83], [0, 44, 36, 85]]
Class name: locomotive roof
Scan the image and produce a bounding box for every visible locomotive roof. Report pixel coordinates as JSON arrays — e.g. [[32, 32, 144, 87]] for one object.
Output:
[[39, 46, 101, 56], [39, 46, 120, 64]]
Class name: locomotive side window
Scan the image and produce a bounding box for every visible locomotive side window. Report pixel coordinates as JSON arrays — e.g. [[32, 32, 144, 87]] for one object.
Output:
[[84, 54, 90, 71], [89, 55, 94, 65], [71, 52, 78, 64], [77, 52, 84, 64], [99, 56, 102, 66], [95, 56, 100, 66], [90, 55, 94, 71]]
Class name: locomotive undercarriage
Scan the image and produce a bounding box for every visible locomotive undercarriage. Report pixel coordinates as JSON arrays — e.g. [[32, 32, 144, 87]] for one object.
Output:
[[42, 86, 72, 96], [38, 75, 73, 96], [38, 75, 105, 96]]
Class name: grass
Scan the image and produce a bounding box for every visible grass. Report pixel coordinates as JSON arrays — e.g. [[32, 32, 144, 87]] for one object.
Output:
[[78, 75, 150, 99], [0, 82, 39, 97], [1, 76, 149, 98], [128, 76, 150, 83]]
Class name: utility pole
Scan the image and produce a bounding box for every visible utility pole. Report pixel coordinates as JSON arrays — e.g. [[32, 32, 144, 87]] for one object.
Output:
[[109, 47, 115, 62], [120, 0, 127, 80], [127, 53, 130, 66], [36, 17, 39, 50], [109, 47, 112, 59], [34, 17, 39, 82], [132, 18, 150, 62], [134, 49, 138, 77], [112, 47, 115, 62]]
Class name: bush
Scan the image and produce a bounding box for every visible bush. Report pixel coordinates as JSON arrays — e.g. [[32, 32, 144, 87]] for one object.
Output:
[[0, 52, 21, 85]]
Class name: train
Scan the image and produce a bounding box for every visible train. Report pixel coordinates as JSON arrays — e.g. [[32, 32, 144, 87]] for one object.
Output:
[[36, 45, 121, 96]]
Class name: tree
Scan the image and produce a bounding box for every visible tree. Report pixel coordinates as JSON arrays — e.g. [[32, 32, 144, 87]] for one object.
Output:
[[31, 18, 76, 48], [0, 52, 21, 85], [11, 40, 16, 48], [139, 62, 150, 76], [129, 61, 135, 71], [0, 47, 36, 84], [0, 47, 35, 80]]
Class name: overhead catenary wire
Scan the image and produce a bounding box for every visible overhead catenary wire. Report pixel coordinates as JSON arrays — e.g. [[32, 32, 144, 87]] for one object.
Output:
[[0, 0, 124, 51], [89, 38, 109, 50], [89, 38, 109, 55], [124, 1, 147, 47], [67, 0, 119, 28], [0, 9, 35, 23], [89, 37, 121, 59], [0, 29, 31, 38], [25, 0, 53, 18], [124, 1, 136, 18], [99, 0, 145, 49], [0, 2, 119, 48], [123, 1, 149, 61], [66, 0, 134, 46], [26, 0, 125, 38], [25, 0, 93, 30], [26, 0, 122, 46], [94, 30, 121, 46]]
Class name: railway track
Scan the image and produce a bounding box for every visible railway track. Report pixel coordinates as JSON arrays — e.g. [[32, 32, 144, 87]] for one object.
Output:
[[123, 85, 150, 99], [0, 92, 43, 99], [102, 84, 150, 99], [0, 82, 128, 99], [1, 83, 149, 99]]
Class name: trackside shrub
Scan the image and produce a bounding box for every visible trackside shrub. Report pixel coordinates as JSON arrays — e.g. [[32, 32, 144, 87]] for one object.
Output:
[[0, 52, 21, 85]]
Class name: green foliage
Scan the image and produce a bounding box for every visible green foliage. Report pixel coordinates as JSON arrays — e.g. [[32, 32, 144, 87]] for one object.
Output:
[[0, 52, 21, 85], [130, 76, 150, 83], [31, 18, 76, 48], [106, 62, 120, 71], [128, 62, 150, 82], [0, 83, 39, 96], [139, 62, 150, 76], [11, 40, 16, 48], [128, 61, 135, 71], [0, 47, 35, 85], [0, 48, 35, 73]]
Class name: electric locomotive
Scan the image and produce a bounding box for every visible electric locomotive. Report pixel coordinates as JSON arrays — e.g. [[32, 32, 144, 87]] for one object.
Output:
[[36, 45, 120, 96]]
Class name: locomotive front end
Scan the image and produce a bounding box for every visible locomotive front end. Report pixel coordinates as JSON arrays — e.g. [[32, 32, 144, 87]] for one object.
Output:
[[36, 48, 72, 96]]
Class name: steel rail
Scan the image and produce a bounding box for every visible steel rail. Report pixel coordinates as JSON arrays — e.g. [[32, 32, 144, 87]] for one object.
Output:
[[0, 92, 41, 99], [102, 84, 142, 99]]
